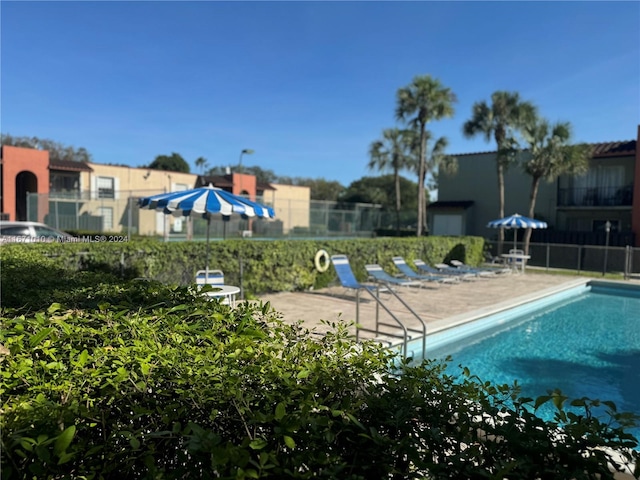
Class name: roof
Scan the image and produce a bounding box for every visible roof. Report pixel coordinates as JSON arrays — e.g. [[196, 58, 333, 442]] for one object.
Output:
[[49, 158, 93, 172], [453, 140, 636, 158], [428, 200, 475, 209], [196, 174, 276, 191]]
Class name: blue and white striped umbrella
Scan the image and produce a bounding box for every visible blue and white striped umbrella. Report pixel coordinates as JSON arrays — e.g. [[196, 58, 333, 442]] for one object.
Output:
[[487, 213, 547, 230], [487, 213, 548, 251], [139, 185, 275, 270], [138, 184, 275, 220]]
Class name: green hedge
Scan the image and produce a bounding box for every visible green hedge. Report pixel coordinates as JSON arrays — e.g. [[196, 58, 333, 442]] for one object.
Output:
[[1, 280, 638, 479], [0, 236, 484, 300]]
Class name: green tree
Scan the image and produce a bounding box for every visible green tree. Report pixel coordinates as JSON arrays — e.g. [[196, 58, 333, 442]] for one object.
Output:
[[368, 128, 414, 231], [521, 118, 591, 254], [288, 178, 345, 201], [148, 152, 190, 173], [0, 134, 93, 163], [195, 156, 209, 175], [462, 91, 537, 252], [396, 75, 457, 236], [404, 129, 458, 230]]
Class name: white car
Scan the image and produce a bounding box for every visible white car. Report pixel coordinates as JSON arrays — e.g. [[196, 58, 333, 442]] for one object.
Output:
[[0, 221, 76, 243]]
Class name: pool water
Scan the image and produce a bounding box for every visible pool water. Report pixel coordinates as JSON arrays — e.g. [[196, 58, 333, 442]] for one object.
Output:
[[429, 288, 640, 443]]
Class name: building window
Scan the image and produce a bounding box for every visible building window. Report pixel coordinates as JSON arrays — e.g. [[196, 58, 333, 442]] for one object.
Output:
[[97, 207, 114, 230], [97, 177, 115, 199]]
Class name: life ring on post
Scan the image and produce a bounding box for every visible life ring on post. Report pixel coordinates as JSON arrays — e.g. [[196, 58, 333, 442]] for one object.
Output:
[[314, 249, 330, 272]]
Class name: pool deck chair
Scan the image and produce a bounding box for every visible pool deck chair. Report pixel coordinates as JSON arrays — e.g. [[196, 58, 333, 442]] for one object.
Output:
[[435, 262, 492, 279], [392, 257, 458, 285], [365, 264, 424, 289], [330, 254, 427, 360], [413, 259, 475, 281], [449, 259, 511, 275], [195, 269, 225, 286]]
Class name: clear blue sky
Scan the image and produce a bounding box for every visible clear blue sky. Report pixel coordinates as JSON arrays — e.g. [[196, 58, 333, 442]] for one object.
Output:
[[2, 1, 638, 187]]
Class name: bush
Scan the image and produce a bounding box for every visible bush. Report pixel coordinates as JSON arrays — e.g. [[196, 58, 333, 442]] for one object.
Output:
[[1, 280, 638, 479]]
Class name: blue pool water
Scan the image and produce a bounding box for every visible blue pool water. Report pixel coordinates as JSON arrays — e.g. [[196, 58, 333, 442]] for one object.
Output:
[[428, 283, 640, 444]]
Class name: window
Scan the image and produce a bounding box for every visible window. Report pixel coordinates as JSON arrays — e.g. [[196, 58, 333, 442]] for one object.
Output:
[[97, 177, 115, 199], [97, 207, 114, 230]]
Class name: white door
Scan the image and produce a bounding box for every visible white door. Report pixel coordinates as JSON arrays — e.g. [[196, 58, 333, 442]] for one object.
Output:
[[432, 214, 463, 236], [156, 211, 166, 235]]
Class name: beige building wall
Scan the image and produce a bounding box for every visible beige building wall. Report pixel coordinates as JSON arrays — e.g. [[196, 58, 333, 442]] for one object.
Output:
[[266, 184, 310, 234], [79, 163, 198, 234]]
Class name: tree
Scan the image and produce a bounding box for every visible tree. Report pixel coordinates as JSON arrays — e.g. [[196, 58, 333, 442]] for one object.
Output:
[[521, 118, 592, 254], [404, 129, 458, 230], [462, 91, 537, 252], [293, 178, 345, 201], [1, 133, 93, 163], [396, 75, 457, 236], [368, 128, 414, 231], [195, 156, 209, 175], [148, 153, 190, 173]]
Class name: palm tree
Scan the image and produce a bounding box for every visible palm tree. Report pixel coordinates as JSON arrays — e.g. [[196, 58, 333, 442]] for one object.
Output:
[[195, 156, 209, 175], [368, 128, 414, 231], [462, 91, 536, 252], [396, 75, 457, 236], [521, 118, 592, 254], [404, 129, 458, 231]]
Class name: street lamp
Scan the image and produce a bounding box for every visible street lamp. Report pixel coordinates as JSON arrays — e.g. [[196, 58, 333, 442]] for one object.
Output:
[[602, 220, 611, 276], [237, 148, 254, 199], [238, 149, 254, 173]]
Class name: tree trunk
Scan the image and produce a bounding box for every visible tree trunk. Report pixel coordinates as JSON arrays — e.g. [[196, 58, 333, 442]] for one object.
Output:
[[523, 176, 541, 256], [394, 170, 401, 231], [416, 125, 427, 236], [497, 163, 505, 254]]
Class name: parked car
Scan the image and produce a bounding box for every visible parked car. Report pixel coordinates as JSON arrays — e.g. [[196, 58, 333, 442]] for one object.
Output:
[[0, 221, 76, 243]]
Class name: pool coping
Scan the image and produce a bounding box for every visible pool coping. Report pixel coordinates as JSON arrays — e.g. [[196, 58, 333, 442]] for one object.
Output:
[[426, 277, 594, 336]]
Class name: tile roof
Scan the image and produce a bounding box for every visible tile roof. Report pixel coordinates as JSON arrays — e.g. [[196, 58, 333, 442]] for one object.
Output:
[[49, 159, 93, 172]]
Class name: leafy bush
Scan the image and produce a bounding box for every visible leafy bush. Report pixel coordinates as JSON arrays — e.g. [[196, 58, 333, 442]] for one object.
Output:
[[1, 280, 638, 479]]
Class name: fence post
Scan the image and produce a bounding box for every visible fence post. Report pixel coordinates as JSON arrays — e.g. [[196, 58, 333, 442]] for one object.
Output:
[[624, 246, 630, 280], [546, 243, 550, 271], [577, 245, 582, 274]]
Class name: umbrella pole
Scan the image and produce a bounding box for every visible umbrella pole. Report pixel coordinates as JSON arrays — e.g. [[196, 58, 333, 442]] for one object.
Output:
[[205, 215, 211, 274]]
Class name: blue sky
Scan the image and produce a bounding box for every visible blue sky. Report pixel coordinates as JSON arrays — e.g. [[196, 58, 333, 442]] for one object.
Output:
[[2, 1, 639, 187]]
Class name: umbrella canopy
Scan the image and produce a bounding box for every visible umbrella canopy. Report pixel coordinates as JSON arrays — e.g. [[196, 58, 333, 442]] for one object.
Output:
[[138, 185, 275, 270], [487, 213, 548, 251]]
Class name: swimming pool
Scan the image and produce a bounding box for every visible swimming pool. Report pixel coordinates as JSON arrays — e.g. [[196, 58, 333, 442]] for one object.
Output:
[[421, 280, 640, 444]]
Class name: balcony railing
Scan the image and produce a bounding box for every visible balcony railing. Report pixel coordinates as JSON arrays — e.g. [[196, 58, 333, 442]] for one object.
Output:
[[557, 185, 633, 207]]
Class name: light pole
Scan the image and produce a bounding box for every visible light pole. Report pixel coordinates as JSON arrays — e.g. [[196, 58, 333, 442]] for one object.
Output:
[[237, 149, 254, 196], [602, 220, 611, 276]]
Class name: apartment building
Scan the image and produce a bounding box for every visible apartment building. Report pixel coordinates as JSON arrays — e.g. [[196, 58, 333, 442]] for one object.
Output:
[[428, 126, 640, 247]]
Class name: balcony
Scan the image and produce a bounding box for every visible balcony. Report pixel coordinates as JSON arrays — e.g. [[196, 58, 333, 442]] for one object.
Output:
[[558, 185, 633, 207]]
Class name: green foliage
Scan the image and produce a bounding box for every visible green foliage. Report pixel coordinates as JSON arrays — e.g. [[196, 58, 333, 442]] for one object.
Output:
[[148, 153, 190, 173], [1, 133, 92, 163], [0, 237, 486, 311], [1, 282, 637, 478]]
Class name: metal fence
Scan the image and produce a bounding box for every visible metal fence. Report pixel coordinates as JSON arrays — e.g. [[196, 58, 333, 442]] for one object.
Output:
[[26, 192, 384, 239], [486, 241, 640, 279]]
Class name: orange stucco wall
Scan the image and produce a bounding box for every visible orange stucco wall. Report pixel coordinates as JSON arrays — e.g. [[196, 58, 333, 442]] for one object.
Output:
[[632, 125, 640, 247], [232, 173, 256, 200], [1, 145, 50, 221]]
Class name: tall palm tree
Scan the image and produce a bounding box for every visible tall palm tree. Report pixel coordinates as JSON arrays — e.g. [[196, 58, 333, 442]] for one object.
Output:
[[462, 91, 536, 252], [396, 75, 457, 236], [195, 156, 209, 175], [404, 129, 458, 231], [368, 128, 414, 231], [521, 118, 592, 254]]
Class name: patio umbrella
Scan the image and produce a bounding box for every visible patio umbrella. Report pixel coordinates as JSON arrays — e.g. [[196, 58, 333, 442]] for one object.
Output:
[[138, 184, 275, 271], [487, 213, 548, 251]]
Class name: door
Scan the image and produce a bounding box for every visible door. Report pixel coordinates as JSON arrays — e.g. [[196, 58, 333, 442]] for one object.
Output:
[[432, 214, 463, 236]]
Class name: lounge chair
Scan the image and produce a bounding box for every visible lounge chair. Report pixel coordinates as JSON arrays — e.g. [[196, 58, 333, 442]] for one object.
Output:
[[449, 259, 511, 275], [392, 256, 458, 284], [413, 259, 475, 281], [331, 255, 384, 294], [195, 269, 225, 286], [435, 262, 492, 278], [365, 264, 423, 288]]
